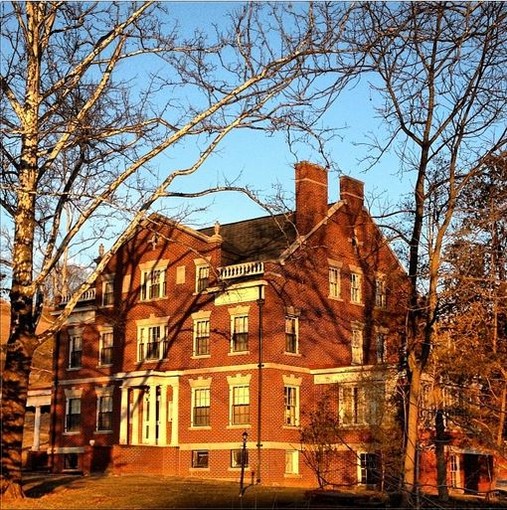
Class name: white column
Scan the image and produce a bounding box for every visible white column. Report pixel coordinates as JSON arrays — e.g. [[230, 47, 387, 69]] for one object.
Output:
[[158, 385, 167, 445], [31, 406, 41, 451], [119, 387, 129, 445], [131, 388, 141, 445], [149, 385, 157, 445], [170, 382, 179, 446]]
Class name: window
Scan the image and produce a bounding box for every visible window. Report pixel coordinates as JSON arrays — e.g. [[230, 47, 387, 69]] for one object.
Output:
[[231, 386, 250, 425], [329, 266, 341, 298], [285, 450, 299, 475], [192, 388, 210, 427], [231, 315, 248, 352], [65, 397, 81, 432], [193, 319, 210, 356], [102, 277, 114, 306], [340, 385, 366, 426], [97, 394, 113, 431], [195, 264, 210, 293], [375, 276, 387, 308], [231, 449, 249, 468], [137, 321, 169, 362], [449, 454, 460, 488], [68, 332, 82, 369], [351, 327, 364, 365], [359, 453, 380, 486], [284, 386, 299, 426], [340, 384, 384, 427], [99, 330, 113, 366], [350, 272, 362, 303], [192, 450, 209, 468], [285, 315, 299, 354], [140, 266, 167, 301], [376, 331, 386, 363]]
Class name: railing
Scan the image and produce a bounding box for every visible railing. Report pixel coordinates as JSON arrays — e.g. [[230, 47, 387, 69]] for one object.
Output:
[[218, 261, 264, 280], [60, 288, 96, 305]]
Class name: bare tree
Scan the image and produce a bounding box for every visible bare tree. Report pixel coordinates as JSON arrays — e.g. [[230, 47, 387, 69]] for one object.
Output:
[[336, 2, 507, 503], [0, 2, 360, 498]]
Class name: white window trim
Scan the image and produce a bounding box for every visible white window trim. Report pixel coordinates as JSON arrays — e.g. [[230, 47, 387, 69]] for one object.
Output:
[[189, 377, 212, 429], [357, 452, 379, 485], [67, 328, 82, 370], [229, 305, 250, 354], [351, 322, 364, 365], [139, 260, 169, 301], [191, 311, 212, 358], [283, 374, 302, 427], [350, 269, 363, 304], [328, 259, 343, 300], [375, 273, 387, 309], [284, 314, 299, 354], [64, 388, 83, 434], [98, 326, 114, 366], [101, 274, 115, 307], [194, 258, 211, 293], [136, 315, 170, 362], [95, 386, 114, 432], [227, 374, 251, 428], [284, 449, 299, 475]]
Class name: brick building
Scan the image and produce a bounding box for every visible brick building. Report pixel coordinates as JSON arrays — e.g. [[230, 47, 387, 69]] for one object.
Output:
[[50, 162, 413, 487]]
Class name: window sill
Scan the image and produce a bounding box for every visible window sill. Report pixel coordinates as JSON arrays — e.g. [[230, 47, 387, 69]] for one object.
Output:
[[189, 426, 211, 430], [94, 430, 113, 434], [282, 425, 300, 430], [63, 431, 80, 436], [228, 351, 250, 356], [189, 467, 210, 472], [66, 367, 81, 371], [227, 424, 251, 430], [350, 301, 365, 307], [97, 364, 113, 368], [228, 467, 249, 472], [283, 351, 301, 357], [284, 473, 302, 478], [191, 354, 211, 359], [328, 296, 343, 301]]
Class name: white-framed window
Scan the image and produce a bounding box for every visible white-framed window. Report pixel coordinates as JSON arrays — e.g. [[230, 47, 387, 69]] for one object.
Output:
[[64, 389, 82, 433], [231, 385, 250, 425], [193, 318, 210, 356], [231, 315, 249, 352], [102, 275, 115, 306], [358, 452, 380, 485], [96, 387, 113, 432], [351, 326, 364, 365], [140, 261, 168, 301], [340, 384, 384, 427], [449, 454, 460, 488], [284, 386, 299, 426], [285, 315, 299, 354], [350, 271, 362, 303], [375, 275, 387, 308], [285, 450, 299, 475], [195, 264, 210, 293], [192, 388, 211, 427], [191, 450, 209, 468], [329, 266, 341, 299], [99, 329, 114, 366], [68, 330, 82, 369], [137, 317, 169, 362], [376, 330, 387, 363], [231, 449, 249, 468]]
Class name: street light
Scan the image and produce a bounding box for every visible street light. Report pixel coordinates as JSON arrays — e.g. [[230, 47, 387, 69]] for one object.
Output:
[[239, 431, 248, 497]]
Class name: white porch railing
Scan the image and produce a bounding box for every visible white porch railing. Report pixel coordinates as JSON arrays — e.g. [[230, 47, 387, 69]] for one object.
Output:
[[218, 261, 264, 280], [60, 288, 96, 305]]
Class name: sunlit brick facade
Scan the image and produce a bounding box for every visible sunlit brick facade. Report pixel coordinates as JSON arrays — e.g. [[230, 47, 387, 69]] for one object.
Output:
[[51, 162, 412, 487]]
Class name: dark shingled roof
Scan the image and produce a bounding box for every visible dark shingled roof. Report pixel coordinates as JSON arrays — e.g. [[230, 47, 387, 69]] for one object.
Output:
[[199, 213, 297, 265]]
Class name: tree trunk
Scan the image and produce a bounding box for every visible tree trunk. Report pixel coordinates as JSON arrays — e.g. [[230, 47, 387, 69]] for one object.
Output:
[[435, 408, 449, 501], [0, 333, 37, 499]]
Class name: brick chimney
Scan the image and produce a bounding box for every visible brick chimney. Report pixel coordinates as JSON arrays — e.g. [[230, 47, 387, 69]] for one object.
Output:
[[295, 162, 328, 235], [339, 175, 364, 215]]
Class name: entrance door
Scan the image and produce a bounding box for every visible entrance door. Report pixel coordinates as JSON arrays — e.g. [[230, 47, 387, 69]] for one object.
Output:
[[463, 454, 480, 493]]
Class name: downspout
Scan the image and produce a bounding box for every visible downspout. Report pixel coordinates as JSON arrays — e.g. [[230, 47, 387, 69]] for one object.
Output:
[[256, 284, 264, 484]]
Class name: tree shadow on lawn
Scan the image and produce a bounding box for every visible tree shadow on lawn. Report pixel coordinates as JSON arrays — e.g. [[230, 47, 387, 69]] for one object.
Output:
[[22, 473, 87, 498]]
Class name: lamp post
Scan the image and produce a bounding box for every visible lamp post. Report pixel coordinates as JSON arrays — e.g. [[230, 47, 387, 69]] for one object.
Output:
[[239, 431, 248, 497]]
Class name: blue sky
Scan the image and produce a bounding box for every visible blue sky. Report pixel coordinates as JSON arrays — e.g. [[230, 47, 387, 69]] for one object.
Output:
[[144, 2, 413, 229]]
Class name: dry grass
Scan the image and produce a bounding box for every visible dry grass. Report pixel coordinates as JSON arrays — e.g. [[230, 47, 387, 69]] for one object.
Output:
[[2, 473, 312, 509]]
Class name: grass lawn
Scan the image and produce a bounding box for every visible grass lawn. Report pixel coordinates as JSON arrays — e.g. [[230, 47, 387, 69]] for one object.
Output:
[[2, 473, 313, 509], [2, 473, 506, 509]]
